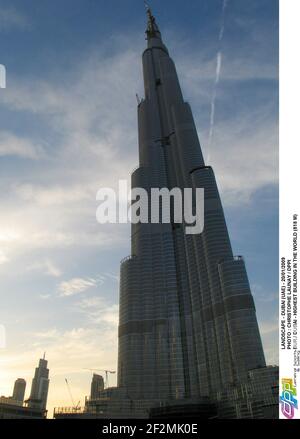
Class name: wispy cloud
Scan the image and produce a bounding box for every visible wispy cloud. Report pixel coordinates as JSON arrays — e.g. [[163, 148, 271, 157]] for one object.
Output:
[[39, 294, 51, 300], [58, 273, 117, 299], [58, 277, 100, 297], [104, 272, 119, 282], [45, 261, 62, 278], [15, 183, 92, 206], [219, 0, 229, 41], [210, 105, 278, 205], [0, 34, 277, 276], [207, 0, 229, 159], [0, 41, 140, 264], [0, 131, 45, 159], [75, 296, 119, 326]]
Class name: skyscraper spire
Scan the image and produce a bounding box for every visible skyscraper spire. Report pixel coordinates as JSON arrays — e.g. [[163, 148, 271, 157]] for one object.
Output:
[[144, 2, 161, 40]]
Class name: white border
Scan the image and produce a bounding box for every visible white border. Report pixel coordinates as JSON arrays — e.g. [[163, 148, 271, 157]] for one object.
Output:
[[279, 0, 300, 420]]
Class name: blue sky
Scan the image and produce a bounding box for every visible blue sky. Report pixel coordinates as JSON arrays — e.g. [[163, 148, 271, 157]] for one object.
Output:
[[0, 0, 278, 415]]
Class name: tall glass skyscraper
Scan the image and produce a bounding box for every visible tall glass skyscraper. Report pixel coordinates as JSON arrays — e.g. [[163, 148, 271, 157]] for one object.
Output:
[[117, 8, 274, 409]]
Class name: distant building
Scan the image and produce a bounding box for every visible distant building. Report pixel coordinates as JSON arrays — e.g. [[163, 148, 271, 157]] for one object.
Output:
[[0, 396, 18, 405], [12, 378, 26, 403], [54, 387, 153, 419], [27, 356, 49, 411], [54, 367, 279, 419], [90, 374, 104, 400], [0, 378, 26, 408], [0, 357, 49, 419], [0, 401, 46, 419]]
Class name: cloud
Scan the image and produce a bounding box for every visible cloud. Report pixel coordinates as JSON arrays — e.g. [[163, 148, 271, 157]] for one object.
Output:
[[0, 229, 21, 243], [0, 7, 30, 32], [208, 51, 222, 154], [206, 105, 278, 205], [0, 34, 277, 276], [1, 28, 278, 213], [15, 183, 92, 206], [0, 40, 140, 265], [34, 328, 60, 339], [75, 296, 119, 326], [0, 131, 45, 159], [39, 294, 51, 300], [76, 296, 105, 308], [169, 33, 278, 204], [58, 274, 117, 302], [208, 0, 229, 153], [45, 261, 62, 278], [58, 277, 99, 297], [0, 202, 128, 267], [104, 272, 119, 282]]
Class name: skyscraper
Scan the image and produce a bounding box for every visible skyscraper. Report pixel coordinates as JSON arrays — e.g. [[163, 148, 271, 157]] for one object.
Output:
[[90, 374, 105, 400], [117, 7, 277, 415], [12, 378, 26, 403], [27, 356, 49, 411]]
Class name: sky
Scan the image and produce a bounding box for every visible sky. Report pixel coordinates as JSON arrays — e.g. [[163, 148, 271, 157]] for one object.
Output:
[[0, 0, 278, 417]]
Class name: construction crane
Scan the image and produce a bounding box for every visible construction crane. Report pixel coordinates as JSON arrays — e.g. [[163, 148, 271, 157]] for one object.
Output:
[[65, 378, 80, 410], [83, 368, 116, 388]]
